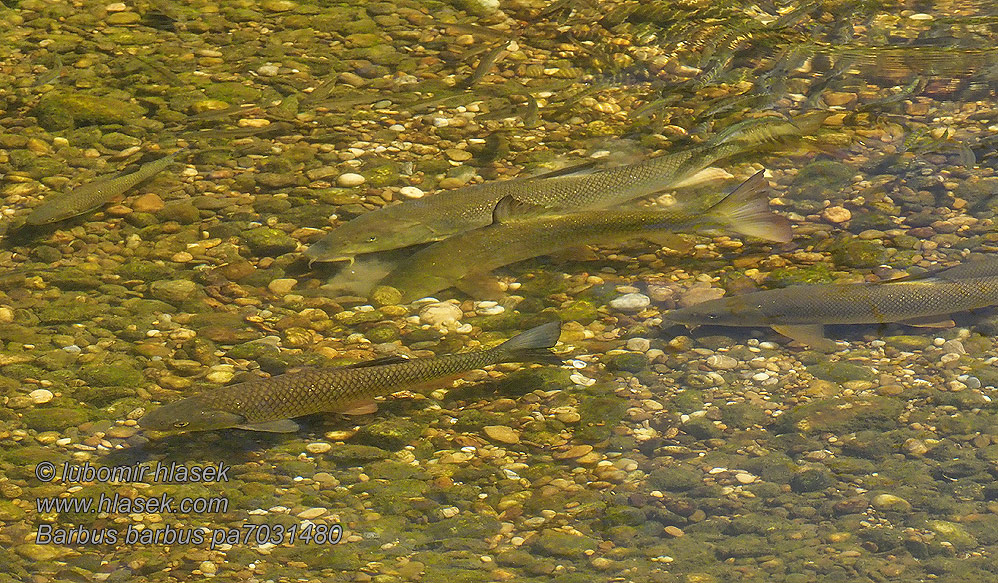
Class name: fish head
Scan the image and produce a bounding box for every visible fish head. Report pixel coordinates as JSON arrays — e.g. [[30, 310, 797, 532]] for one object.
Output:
[[665, 296, 767, 327], [305, 216, 439, 263], [138, 398, 246, 433]]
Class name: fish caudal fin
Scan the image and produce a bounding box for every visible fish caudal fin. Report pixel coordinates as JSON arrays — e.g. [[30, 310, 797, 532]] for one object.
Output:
[[705, 171, 792, 243], [497, 321, 563, 365]]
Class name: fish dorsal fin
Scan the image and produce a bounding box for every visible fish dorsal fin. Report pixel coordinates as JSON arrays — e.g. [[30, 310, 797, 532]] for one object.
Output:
[[236, 419, 300, 433], [491, 195, 550, 225], [341, 355, 410, 369], [770, 324, 837, 352]]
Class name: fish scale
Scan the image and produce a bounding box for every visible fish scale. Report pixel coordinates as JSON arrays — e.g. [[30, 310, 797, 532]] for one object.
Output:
[[304, 140, 747, 262], [138, 321, 562, 433], [200, 351, 498, 422], [668, 276, 998, 326]]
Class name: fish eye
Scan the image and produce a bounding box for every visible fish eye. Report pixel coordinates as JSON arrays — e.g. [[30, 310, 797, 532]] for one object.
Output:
[[366, 235, 377, 242], [173, 421, 189, 428]]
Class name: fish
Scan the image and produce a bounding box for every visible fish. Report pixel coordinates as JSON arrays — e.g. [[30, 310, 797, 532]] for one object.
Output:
[[25, 148, 185, 226], [304, 136, 762, 263], [379, 171, 792, 302], [664, 269, 998, 350], [138, 321, 563, 434]]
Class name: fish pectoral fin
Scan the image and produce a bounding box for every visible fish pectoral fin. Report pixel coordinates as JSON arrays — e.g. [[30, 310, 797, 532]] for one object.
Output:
[[236, 419, 301, 433], [640, 232, 694, 252], [670, 166, 733, 189], [455, 272, 503, 300], [548, 245, 601, 261], [340, 355, 410, 369], [899, 316, 956, 328], [491, 195, 551, 225], [770, 324, 837, 351], [334, 400, 379, 416]]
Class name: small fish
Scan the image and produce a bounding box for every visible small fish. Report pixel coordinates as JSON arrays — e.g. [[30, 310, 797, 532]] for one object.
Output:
[[138, 321, 562, 434], [664, 270, 998, 350], [305, 136, 758, 263], [380, 171, 791, 302], [25, 149, 185, 226]]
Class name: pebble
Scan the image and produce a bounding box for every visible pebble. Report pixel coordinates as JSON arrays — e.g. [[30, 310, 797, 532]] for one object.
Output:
[[483, 425, 520, 444], [132, 193, 165, 213], [29, 389, 53, 404], [419, 302, 463, 326], [399, 186, 424, 199], [734, 472, 756, 484], [306, 442, 332, 454], [445, 148, 473, 161], [199, 561, 217, 576], [871, 493, 912, 512], [609, 293, 650, 311], [257, 64, 281, 76], [678, 286, 725, 308], [706, 354, 738, 370], [297, 507, 327, 519], [553, 445, 593, 459], [337, 173, 366, 187], [268, 278, 298, 295], [664, 526, 684, 537], [625, 337, 651, 352], [822, 206, 852, 223]]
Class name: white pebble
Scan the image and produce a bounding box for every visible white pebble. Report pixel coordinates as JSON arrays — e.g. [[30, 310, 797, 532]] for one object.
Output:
[[478, 305, 504, 316], [706, 354, 738, 370], [257, 64, 280, 76], [419, 302, 463, 326], [29, 389, 53, 404], [609, 293, 650, 311], [399, 186, 424, 199], [337, 173, 366, 187]]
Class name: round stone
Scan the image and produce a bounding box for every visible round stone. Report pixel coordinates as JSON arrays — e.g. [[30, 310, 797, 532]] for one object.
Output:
[[337, 173, 366, 187], [609, 293, 651, 311], [29, 389, 53, 404], [399, 186, 424, 199], [419, 302, 463, 326], [483, 425, 520, 444], [822, 206, 852, 223]]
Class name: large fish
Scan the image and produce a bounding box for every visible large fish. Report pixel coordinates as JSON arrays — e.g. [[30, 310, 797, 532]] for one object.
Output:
[[665, 268, 998, 349], [379, 171, 792, 303], [138, 321, 562, 434], [25, 148, 184, 226], [304, 137, 760, 263]]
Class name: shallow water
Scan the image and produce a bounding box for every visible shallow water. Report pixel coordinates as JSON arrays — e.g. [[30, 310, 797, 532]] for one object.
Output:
[[2, 0, 998, 581]]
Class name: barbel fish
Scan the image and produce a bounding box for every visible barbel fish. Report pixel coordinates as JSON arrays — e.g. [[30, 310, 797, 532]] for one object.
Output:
[[25, 148, 185, 226], [138, 321, 562, 434], [665, 267, 998, 349], [304, 136, 766, 264], [379, 171, 792, 302]]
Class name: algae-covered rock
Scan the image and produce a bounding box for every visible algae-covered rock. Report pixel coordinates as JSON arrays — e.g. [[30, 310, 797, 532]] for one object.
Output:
[[78, 362, 144, 386], [149, 279, 200, 304], [829, 238, 889, 268], [532, 529, 598, 558], [790, 468, 834, 492], [606, 352, 648, 373], [242, 227, 297, 256], [33, 91, 146, 131], [355, 418, 423, 449], [559, 299, 598, 324], [647, 465, 702, 491], [925, 520, 977, 551], [884, 335, 933, 351], [323, 444, 389, 464], [21, 407, 88, 431], [807, 361, 875, 383], [778, 397, 903, 434], [37, 298, 103, 324]]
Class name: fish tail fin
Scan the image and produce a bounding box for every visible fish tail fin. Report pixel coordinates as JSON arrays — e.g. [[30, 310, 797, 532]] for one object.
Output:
[[497, 321, 562, 364], [704, 171, 792, 243]]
